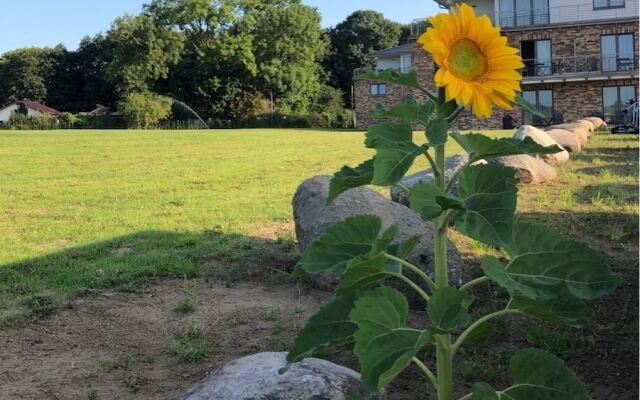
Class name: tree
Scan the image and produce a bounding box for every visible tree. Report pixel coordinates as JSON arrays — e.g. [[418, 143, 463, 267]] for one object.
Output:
[[0, 46, 60, 105], [248, 0, 327, 113], [118, 91, 173, 129], [106, 13, 185, 94], [323, 10, 406, 105], [145, 0, 258, 119]]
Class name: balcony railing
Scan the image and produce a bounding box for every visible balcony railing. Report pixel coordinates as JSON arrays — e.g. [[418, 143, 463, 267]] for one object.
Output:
[[521, 53, 638, 79], [498, 1, 638, 28]]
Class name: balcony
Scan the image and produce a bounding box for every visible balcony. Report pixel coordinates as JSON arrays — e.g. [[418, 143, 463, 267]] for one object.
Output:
[[497, 1, 638, 28], [521, 53, 639, 83]]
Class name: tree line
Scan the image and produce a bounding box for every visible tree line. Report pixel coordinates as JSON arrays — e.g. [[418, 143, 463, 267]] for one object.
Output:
[[0, 0, 409, 126]]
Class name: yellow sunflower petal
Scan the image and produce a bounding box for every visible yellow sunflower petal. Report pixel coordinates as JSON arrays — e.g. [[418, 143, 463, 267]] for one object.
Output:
[[419, 3, 523, 118]]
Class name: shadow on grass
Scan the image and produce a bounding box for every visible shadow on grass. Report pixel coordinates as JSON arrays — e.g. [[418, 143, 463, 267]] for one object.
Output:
[[572, 184, 638, 206], [0, 229, 298, 324], [572, 146, 639, 164]]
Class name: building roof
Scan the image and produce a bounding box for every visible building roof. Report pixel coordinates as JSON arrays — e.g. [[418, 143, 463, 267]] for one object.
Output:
[[18, 100, 62, 115], [369, 43, 413, 58]]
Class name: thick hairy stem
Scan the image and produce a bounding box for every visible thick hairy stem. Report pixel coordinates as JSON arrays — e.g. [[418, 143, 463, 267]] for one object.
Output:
[[433, 86, 454, 400], [385, 253, 436, 291], [395, 182, 411, 195], [446, 106, 465, 123], [459, 276, 489, 292], [394, 273, 431, 302], [424, 151, 440, 177], [451, 309, 522, 356], [412, 357, 438, 389]]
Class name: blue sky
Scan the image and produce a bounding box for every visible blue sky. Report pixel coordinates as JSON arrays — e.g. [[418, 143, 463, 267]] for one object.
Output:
[[0, 0, 441, 54]]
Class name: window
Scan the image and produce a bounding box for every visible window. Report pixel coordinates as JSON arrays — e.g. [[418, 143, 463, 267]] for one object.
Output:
[[522, 90, 554, 125], [601, 34, 635, 72], [521, 40, 552, 76], [602, 85, 636, 123], [370, 83, 387, 96], [499, 0, 549, 27], [400, 55, 412, 73], [594, 0, 624, 9]]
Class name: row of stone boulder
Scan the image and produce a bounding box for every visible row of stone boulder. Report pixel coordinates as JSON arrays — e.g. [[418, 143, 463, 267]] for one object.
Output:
[[498, 116, 604, 184], [391, 117, 605, 193]]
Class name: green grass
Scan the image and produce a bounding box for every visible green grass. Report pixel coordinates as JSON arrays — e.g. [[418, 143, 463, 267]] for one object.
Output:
[[1, 128, 635, 325], [170, 322, 215, 363]]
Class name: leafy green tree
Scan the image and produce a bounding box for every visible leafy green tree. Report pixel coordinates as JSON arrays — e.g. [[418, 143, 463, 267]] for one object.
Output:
[[106, 13, 185, 94], [323, 10, 406, 104], [118, 91, 173, 128], [247, 0, 327, 113], [145, 0, 257, 119], [0, 46, 61, 104]]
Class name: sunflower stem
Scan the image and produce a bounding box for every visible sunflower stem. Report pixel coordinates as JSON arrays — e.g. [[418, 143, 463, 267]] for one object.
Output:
[[433, 85, 455, 400]]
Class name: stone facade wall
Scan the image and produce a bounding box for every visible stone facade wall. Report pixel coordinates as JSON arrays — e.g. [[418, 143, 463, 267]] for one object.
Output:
[[523, 78, 639, 122], [354, 21, 639, 130], [505, 21, 638, 58]]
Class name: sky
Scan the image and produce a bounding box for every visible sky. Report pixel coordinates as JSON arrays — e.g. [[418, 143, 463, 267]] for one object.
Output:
[[0, 0, 442, 54]]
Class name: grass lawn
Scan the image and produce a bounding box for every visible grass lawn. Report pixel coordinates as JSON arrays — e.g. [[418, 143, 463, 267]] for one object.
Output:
[[0, 128, 513, 321], [0, 128, 637, 399]]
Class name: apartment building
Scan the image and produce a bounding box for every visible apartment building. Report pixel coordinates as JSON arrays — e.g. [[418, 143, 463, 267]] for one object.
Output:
[[354, 0, 639, 129]]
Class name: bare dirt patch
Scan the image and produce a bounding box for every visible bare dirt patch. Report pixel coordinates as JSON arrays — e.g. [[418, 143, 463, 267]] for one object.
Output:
[[0, 280, 330, 400]]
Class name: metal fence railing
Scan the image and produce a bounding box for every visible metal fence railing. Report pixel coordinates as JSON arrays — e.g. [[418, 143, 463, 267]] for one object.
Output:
[[521, 53, 639, 78]]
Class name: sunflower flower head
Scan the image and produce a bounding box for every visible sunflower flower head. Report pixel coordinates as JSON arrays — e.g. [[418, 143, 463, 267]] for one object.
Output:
[[418, 4, 524, 118]]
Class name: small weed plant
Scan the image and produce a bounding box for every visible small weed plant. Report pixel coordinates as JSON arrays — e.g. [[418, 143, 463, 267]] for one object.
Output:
[[283, 5, 618, 400]]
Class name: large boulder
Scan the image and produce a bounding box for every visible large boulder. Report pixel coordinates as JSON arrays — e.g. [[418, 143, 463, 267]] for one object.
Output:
[[577, 119, 595, 132], [293, 176, 465, 290], [491, 154, 557, 184], [545, 129, 583, 153], [513, 125, 569, 165], [584, 117, 606, 129], [180, 352, 380, 400], [546, 124, 589, 146], [390, 153, 475, 206]]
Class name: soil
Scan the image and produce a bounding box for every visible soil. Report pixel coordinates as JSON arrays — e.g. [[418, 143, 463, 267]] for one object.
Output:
[[0, 219, 637, 400], [0, 280, 331, 400]]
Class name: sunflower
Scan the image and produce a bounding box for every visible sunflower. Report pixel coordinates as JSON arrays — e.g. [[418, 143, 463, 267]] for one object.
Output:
[[418, 4, 524, 118]]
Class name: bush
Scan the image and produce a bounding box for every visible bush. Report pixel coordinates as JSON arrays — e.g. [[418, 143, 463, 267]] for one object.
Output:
[[118, 92, 173, 129], [59, 112, 80, 129], [7, 112, 59, 130]]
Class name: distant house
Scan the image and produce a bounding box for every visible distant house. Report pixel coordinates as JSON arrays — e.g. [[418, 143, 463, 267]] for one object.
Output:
[[0, 100, 62, 123], [78, 104, 111, 117]]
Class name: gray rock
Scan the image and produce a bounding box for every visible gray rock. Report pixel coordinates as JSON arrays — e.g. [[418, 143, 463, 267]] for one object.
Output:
[[293, 176, 465, 294], [180, 352, 380, 400], [390, 153, 471, 206], [545, 129, 582, 153], [491, 154, 557, 184], [513, 125, 569, 165]]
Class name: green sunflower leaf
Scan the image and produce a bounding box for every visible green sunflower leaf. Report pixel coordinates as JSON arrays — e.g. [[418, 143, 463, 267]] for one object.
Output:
[[365, 122, 424, 186], [450, 132, 563, 164], [427, 287, 474, 332], [455, 164, 518, 247], [297, 215, 382, 275], [471, 348, 590, 400], [327, 159, 374, 204], [284, 294, 360, 368], [350, 287, 431, 392]]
